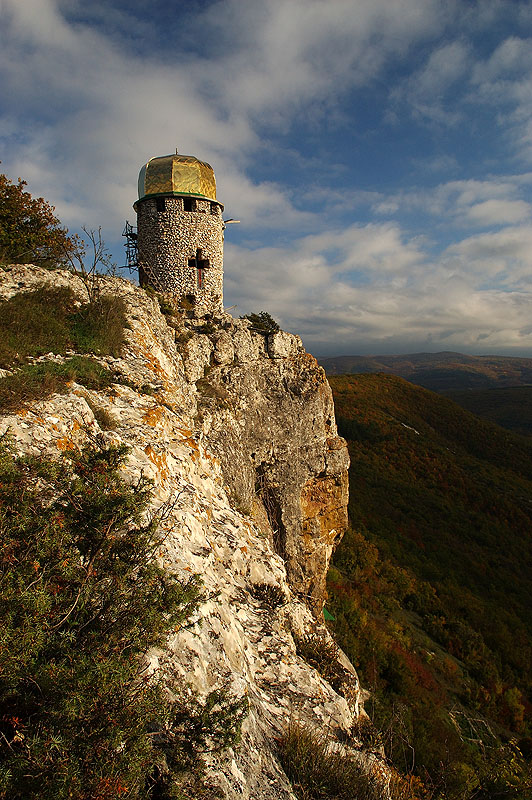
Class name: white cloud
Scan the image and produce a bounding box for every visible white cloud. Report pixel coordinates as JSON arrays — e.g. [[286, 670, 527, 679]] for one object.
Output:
[[472, 36, 532, 85], [465, 199, 530, 226], [390, 40, 471, 125], [445, 225, 532, 283], [0, 0, 447, 233], [469, 36, 532, 161], [225, 220, 532, 355], [370, 174, 532, 231]]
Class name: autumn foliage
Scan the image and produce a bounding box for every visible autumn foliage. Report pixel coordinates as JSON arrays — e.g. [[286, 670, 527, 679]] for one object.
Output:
[[327, 373, 532, 798], [0, 173, 77, 268]]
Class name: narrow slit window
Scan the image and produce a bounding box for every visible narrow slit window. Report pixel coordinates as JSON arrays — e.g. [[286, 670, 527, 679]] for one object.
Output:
[[183, 197, 195, 212], [156, 197, 166, 212]]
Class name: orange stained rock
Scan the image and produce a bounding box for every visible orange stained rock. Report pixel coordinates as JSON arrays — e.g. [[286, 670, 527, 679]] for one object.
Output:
[[142, 405, 165, 426], [144, 444, 169, 480], [56, 435, 76, 451], [300, 473, 349, 547]]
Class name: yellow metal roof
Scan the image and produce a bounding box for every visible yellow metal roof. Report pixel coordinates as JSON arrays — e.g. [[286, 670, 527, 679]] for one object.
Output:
[[138, 154, 217, 202]]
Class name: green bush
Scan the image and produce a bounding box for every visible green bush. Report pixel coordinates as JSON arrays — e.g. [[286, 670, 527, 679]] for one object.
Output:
[[241, 311, 280, 333], [0, 437, 246, 799]]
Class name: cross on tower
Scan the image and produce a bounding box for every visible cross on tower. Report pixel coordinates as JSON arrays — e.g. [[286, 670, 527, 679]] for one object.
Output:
[[188, 248, 210, 289]]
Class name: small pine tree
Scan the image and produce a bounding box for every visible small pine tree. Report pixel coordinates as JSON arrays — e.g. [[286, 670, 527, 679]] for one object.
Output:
[[242, 311, 280, 333]]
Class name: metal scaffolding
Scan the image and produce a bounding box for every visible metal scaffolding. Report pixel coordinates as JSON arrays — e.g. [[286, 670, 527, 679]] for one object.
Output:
[[122, 221, 138, 272]]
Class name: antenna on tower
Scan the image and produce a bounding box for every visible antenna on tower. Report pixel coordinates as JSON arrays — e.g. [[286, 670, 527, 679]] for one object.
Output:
[[175, 147, 179, 154]]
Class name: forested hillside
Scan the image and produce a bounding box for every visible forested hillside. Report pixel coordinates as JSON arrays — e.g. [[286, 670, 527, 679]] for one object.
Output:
[[446, 386, 532, 437], [327, 373, 532, 798]]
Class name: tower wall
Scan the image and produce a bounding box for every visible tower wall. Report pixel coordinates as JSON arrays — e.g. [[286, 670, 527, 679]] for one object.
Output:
[[135, 195, 224, 314]]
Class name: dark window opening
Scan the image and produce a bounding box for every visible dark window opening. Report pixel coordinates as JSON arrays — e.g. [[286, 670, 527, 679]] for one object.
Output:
[[183, 197, 195, 212], [185, 294, 196, 305], [156, 197, 166, 212], [210, 203, 218, 215]]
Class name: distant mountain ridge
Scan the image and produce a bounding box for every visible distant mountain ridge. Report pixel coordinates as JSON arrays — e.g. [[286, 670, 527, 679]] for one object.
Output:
[[319, 351, 532, 391]]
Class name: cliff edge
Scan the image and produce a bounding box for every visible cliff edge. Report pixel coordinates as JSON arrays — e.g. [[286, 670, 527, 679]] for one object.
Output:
[[0, 265, 381, 799]]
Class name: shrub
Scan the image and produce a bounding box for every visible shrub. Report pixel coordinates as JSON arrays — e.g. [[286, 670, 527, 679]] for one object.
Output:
[[241, 311, 280, 333], [250, 582, 287, 609], [160, 685, 248, 774], [157, 295, 176, 317], [349, 715, 383, 751], [294, 631, 343, 688], [0, 437, 246, 799], [0, 173, 77, 268]]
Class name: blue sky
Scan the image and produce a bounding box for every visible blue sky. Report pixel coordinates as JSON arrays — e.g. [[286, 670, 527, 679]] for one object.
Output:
[[2, 0, 532, 356]]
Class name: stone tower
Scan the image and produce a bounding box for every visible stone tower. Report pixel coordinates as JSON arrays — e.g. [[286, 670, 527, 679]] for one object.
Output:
[[134, 153, 224, 314]]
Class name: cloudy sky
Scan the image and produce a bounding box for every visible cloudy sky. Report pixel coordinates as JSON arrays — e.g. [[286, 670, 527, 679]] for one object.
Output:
[[2, 0, 532, 356]]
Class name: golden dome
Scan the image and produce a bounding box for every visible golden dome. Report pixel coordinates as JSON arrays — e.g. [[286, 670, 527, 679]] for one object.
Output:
[[138, 154, 217, 202]]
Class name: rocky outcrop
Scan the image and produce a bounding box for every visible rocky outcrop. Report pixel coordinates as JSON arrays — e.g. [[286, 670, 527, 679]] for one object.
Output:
[[0, 265, 376, 799], [174, 311, 350, 616]]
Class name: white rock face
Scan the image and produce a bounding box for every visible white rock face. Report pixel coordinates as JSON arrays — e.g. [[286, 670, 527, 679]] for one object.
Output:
[[0, 266, 383, 798]]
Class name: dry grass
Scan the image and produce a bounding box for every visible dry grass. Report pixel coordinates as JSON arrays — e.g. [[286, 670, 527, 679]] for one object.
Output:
[[0, 285, 127, 368], [294, 631, 344, 689], [0, 357, 114, 412], [278, 721, 426, 800], [278, 720, 380, 800]]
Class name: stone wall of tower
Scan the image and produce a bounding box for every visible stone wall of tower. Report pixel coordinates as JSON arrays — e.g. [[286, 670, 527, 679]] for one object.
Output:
[[136, 195, 224, 314]]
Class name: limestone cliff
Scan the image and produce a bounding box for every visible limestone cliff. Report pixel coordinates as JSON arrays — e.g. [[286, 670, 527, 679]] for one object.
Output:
[[174, 310, 350, 617], [0, 265, 382, 799]]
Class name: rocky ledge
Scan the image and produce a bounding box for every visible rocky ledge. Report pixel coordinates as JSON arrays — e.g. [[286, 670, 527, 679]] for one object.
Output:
[[0, 265, 383, 799]]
